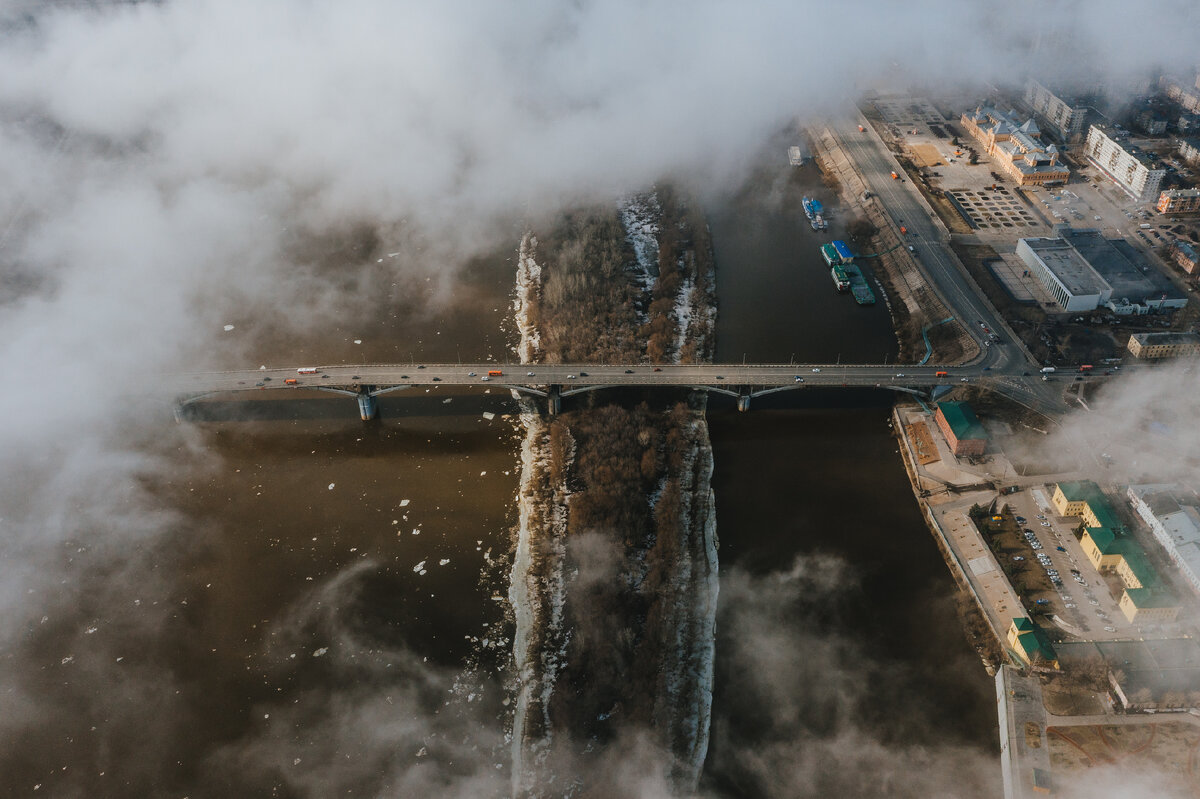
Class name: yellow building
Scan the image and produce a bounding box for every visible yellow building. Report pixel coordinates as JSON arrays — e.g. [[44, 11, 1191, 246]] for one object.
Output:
[[1007, 618, 1060, 669], [1052, 481, 1124, 530], [1119, 588, 1180, 624], [960, 105, 1070, 186], [1126, 332, 1200, 360], [1081, 527, 1124, 572]]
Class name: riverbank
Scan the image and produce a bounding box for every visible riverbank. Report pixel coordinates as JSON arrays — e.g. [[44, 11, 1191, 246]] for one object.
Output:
[[809, 127, 978, 365]]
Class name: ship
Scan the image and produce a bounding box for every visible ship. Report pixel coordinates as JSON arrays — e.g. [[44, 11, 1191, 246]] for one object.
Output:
[[844, 264, 876, 305], [831, 264, 851, 292], [802, 197, 816, 220], [788, 145, 804, 166]]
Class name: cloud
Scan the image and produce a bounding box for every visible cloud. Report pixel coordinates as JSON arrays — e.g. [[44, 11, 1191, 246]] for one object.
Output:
[[2, 0, 1200, 795]]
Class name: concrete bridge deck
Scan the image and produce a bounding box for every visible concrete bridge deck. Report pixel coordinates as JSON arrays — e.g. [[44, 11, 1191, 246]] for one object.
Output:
[[172, 361, 1073, 419]]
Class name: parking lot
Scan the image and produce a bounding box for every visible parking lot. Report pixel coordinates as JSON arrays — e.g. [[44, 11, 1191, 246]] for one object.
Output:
[[1000, 487, 1136, 641]]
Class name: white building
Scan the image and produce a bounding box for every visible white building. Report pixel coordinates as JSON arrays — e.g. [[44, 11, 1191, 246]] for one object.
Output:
[[1085, 125, 1166, 201], [1016, 237, 1110, 312], [1128, 485, 1200, 597], [1024, 79, 1089, 141], [1016, 228, 1187, 314]]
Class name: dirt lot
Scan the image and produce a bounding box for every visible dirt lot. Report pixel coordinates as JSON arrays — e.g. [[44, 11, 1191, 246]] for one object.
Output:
[[910, 143, 944, 168], [906, 421, 939, 464], [1047, 721, 1200, 791]]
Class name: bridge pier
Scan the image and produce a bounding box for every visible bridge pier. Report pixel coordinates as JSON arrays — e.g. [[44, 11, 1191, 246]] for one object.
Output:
[[736, 392, 751, 412], [547, 385, 562, 416], [356, 387, 378, 421]]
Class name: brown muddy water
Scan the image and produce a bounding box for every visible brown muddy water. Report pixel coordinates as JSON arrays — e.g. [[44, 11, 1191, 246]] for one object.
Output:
[[8, 154, 996, 796]]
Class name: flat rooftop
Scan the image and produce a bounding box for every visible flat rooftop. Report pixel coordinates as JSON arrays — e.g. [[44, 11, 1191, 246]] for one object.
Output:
[[1059, 228, 1185, 303], [1023, 238, 1108, 296]]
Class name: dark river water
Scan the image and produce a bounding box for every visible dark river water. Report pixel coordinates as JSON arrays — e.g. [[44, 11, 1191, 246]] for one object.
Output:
[[8, 156, 997, 796]]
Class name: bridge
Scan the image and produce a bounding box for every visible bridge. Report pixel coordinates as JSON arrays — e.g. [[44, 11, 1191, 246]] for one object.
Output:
[[173, 361, 1073, 420]]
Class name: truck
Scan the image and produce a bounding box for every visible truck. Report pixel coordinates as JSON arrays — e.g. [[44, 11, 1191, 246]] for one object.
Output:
[[297, 367, 319, 375], [1040, 367, 1056, 373], [890, 171, 899, 180], [284, 378, 298, 385], [935, 371, 948, 377], [1079, 364, 1093, 372], [857, 125, 865, 132]]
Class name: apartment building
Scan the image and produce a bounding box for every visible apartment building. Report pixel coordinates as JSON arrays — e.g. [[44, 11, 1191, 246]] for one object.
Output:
[[1085, 125, 1166, 201]]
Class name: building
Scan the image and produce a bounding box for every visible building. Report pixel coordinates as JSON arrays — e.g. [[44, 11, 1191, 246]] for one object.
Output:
[[960, 105, 1070, 186], [1085, 125, 1166, 201], [1017, 228, 1186, 314], [1119, 588, 1180, 624], [1162, 75, 1200, 114], [1024, 79, 1089, 141], [1017, 237, 1110, 311], [1053, 481, 1179, 624], [1157, 188, 1200, 214], [1178, 138, 1200, 165], [934, 401, 987, 457], [1128, 485, 1200, 596], [1177, 113, 1200, 134], [1170, 241, 1200, 274], [1052, 481, 1125, 530], [1135, 109, 1168, 136], [1007, 618, 1059, 669], [1126, 331, 1200, 359]]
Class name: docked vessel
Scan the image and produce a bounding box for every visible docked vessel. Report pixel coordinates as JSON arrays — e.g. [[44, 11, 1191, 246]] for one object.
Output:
[[831, 264, 851, 292], [844, 264, 876, 305], [788, 145, 804, 166], [802, 197, 816, 220], [819, 240, 874, 304]]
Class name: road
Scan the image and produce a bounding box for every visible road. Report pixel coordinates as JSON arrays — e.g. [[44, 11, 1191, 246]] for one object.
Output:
[[175, 361, 998, 399], [833, 117, 1068, 412]]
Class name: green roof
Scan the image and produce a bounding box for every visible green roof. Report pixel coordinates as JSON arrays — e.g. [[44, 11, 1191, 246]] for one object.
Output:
[[1017, 630, 1057, 664], [1123, 587, 1176, 609], [1057, 481, 1123, 530], [937, 401, 987, 441], [1113, 541, 1163, 592], [1011, 618, 1057, 664], [1084, 526, 1119, 554]]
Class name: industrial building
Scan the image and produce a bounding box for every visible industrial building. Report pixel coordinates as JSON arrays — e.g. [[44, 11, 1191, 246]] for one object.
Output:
[[1016, 237, 1108, 311], [1128, 485, 1200, 597], [1126, 331, 1200, 359], [1084, 125, 1166, 201], [1053, 482, 1179, 624], [1023, 79, 1089, 142], [1016, 228, 1186, 315], [934, 401, 987, 457], [959, 105, 1070, 186], [1157, 188, 1200, 214]]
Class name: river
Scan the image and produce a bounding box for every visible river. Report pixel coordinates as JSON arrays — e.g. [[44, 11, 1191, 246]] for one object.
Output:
[[6, 155, 998, 797]]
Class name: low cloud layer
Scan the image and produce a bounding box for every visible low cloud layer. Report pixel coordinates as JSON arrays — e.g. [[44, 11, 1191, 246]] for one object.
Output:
[[2, 0, 1200, 795]]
